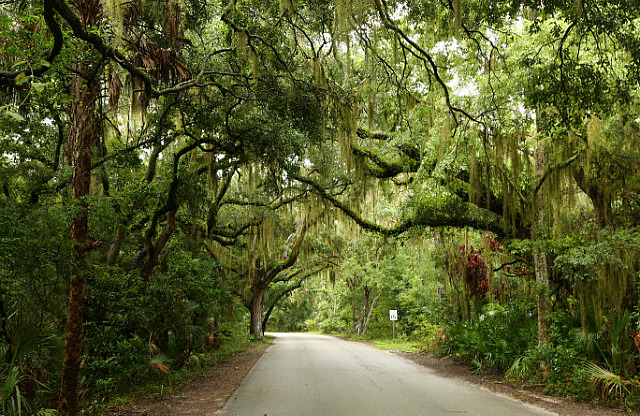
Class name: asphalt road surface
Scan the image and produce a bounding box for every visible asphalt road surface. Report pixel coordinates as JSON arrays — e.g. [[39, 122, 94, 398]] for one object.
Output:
[[220, 333, 552, 416]]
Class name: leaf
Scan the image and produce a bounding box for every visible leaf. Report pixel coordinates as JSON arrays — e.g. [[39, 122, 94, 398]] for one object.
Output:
[[14, 72, 27, 86], [151, 362, 171, 374], [4, 111, 25, 122], [32, 82, 46, 93]]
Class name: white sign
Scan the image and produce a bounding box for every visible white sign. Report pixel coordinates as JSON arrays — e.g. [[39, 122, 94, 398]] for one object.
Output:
[[389, 310, 398, 321]]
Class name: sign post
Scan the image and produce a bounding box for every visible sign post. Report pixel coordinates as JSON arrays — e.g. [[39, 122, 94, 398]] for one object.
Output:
[[389, 310, 397, 342]]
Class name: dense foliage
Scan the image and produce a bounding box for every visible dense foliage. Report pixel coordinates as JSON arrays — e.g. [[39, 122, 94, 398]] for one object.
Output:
[[1, 0, 640, 414]]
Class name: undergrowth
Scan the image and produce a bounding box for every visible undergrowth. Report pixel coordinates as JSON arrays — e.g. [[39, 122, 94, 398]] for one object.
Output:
[[84, 336, 271, 415]]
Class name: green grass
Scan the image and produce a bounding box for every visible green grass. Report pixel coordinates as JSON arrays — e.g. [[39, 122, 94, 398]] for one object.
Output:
[[329, 332, 424, 352], [369, 339, 422, 352]]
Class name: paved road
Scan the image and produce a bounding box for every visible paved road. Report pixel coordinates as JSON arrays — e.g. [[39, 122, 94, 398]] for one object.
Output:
[[220, 333, 552, 416]]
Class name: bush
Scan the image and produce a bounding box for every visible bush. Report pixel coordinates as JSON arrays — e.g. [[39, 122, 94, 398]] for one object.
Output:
[[82, 251, 236, 398], [319, 316, 348, 334], [508, 342, 591, 400], [442, 302, 537, 372], [411, 321, 443, 350]]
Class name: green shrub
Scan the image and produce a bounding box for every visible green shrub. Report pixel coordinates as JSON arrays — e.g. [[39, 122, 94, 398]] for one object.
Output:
[[319, 316, 348, 334], [442, 302, 537, 372], [82, 251, 236, 398]]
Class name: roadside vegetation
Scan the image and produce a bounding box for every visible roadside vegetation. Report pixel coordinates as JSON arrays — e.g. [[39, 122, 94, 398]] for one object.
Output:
[[269, 230, 640, 410]]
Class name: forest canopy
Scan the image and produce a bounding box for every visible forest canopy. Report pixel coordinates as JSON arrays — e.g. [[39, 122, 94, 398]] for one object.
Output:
[[1, 0, 640, 414]]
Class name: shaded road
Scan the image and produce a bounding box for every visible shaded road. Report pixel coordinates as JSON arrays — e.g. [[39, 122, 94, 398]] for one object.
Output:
[[220, 333, 552, 415]]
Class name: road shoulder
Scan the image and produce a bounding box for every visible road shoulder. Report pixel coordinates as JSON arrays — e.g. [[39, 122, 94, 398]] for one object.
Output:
[[395, 350, 630, 416], [108, 343, 269, 415]]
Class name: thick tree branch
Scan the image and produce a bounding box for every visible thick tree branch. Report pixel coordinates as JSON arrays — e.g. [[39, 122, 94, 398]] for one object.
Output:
[[351, 142, 420, 178], [266, 219, 308, 282], [0, 1, 63, 85], [534, 151, 582, 195], [292, 172, 504, 236], [46, 0, 231, 98], [291, 172, 413, 236]]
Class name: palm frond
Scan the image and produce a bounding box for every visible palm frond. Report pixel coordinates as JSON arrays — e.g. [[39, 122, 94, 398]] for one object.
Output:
[[584, 361, 638, 400]]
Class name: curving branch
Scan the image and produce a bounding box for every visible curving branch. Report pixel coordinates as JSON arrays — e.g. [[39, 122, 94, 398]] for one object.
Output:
[[266, 219, 309, 281], [372, 0, 481, 125], [0, 1, 63, 85], [42, 0, 232, 98], [291, 171, 504, 236], [533, 151, 582, 196], [351, 142, 420, 178], [291, 172, 413, 236]]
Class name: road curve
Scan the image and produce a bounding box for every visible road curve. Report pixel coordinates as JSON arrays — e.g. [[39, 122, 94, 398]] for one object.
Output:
[[220, 333, 552, 416]]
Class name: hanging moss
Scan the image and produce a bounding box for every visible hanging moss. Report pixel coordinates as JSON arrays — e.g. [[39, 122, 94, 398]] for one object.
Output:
[[311, 58, 327, 87], [233, 30, 248, 62], [510, 132, 521, 188], [438, 118, 451, 162], [585, 116, 601, 178], [452, 0, 462, 37], [279, 0, 294, 17], [335, 0, 349, 35], [575, 0, 583, 20], [337, 103, 357, 170], [494, 130, 504, 166], [102, 0, 128, 47], [249, 49, 259, 85], [573, 236, 639, 344], [468, 150, 480, 205]]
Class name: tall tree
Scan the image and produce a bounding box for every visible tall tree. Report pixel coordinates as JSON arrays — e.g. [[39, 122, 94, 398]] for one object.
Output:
[[58, 1, 103, 413]]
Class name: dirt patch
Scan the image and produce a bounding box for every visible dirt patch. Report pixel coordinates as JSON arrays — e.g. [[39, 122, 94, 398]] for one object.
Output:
[[108, 345, 268, 415], [394, 351, 632, 416]]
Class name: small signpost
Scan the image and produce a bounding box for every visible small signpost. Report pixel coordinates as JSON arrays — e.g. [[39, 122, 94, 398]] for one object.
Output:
[[389, 310, 397, 342]]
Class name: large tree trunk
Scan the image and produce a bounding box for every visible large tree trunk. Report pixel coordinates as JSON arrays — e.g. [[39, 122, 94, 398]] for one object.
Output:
[[533, 137, 551, 344], [59, 2, 102, 411], [573, 167, 612, 228], [354, 285, 370, 335], [249, 285, 267, 338]]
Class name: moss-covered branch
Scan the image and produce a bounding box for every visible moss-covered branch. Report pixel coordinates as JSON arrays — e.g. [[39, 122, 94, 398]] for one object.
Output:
[[292, 172, 504, 236], [351, 142, 420, 178], [352, 127, 421, 179], [291, 173, 414, 236]]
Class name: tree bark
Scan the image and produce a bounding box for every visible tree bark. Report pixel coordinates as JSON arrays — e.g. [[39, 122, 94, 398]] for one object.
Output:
[[140, 210, 177, 281], [246, 220, 308, 337], [354, 285, 370, 335], [573, 167, 612, 228], [362, 294, 379, 336], [249, 285, 267, 338], [59, 2, 102, 411], [533, 138, 551, 344], [106, 227, 124, 266]]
